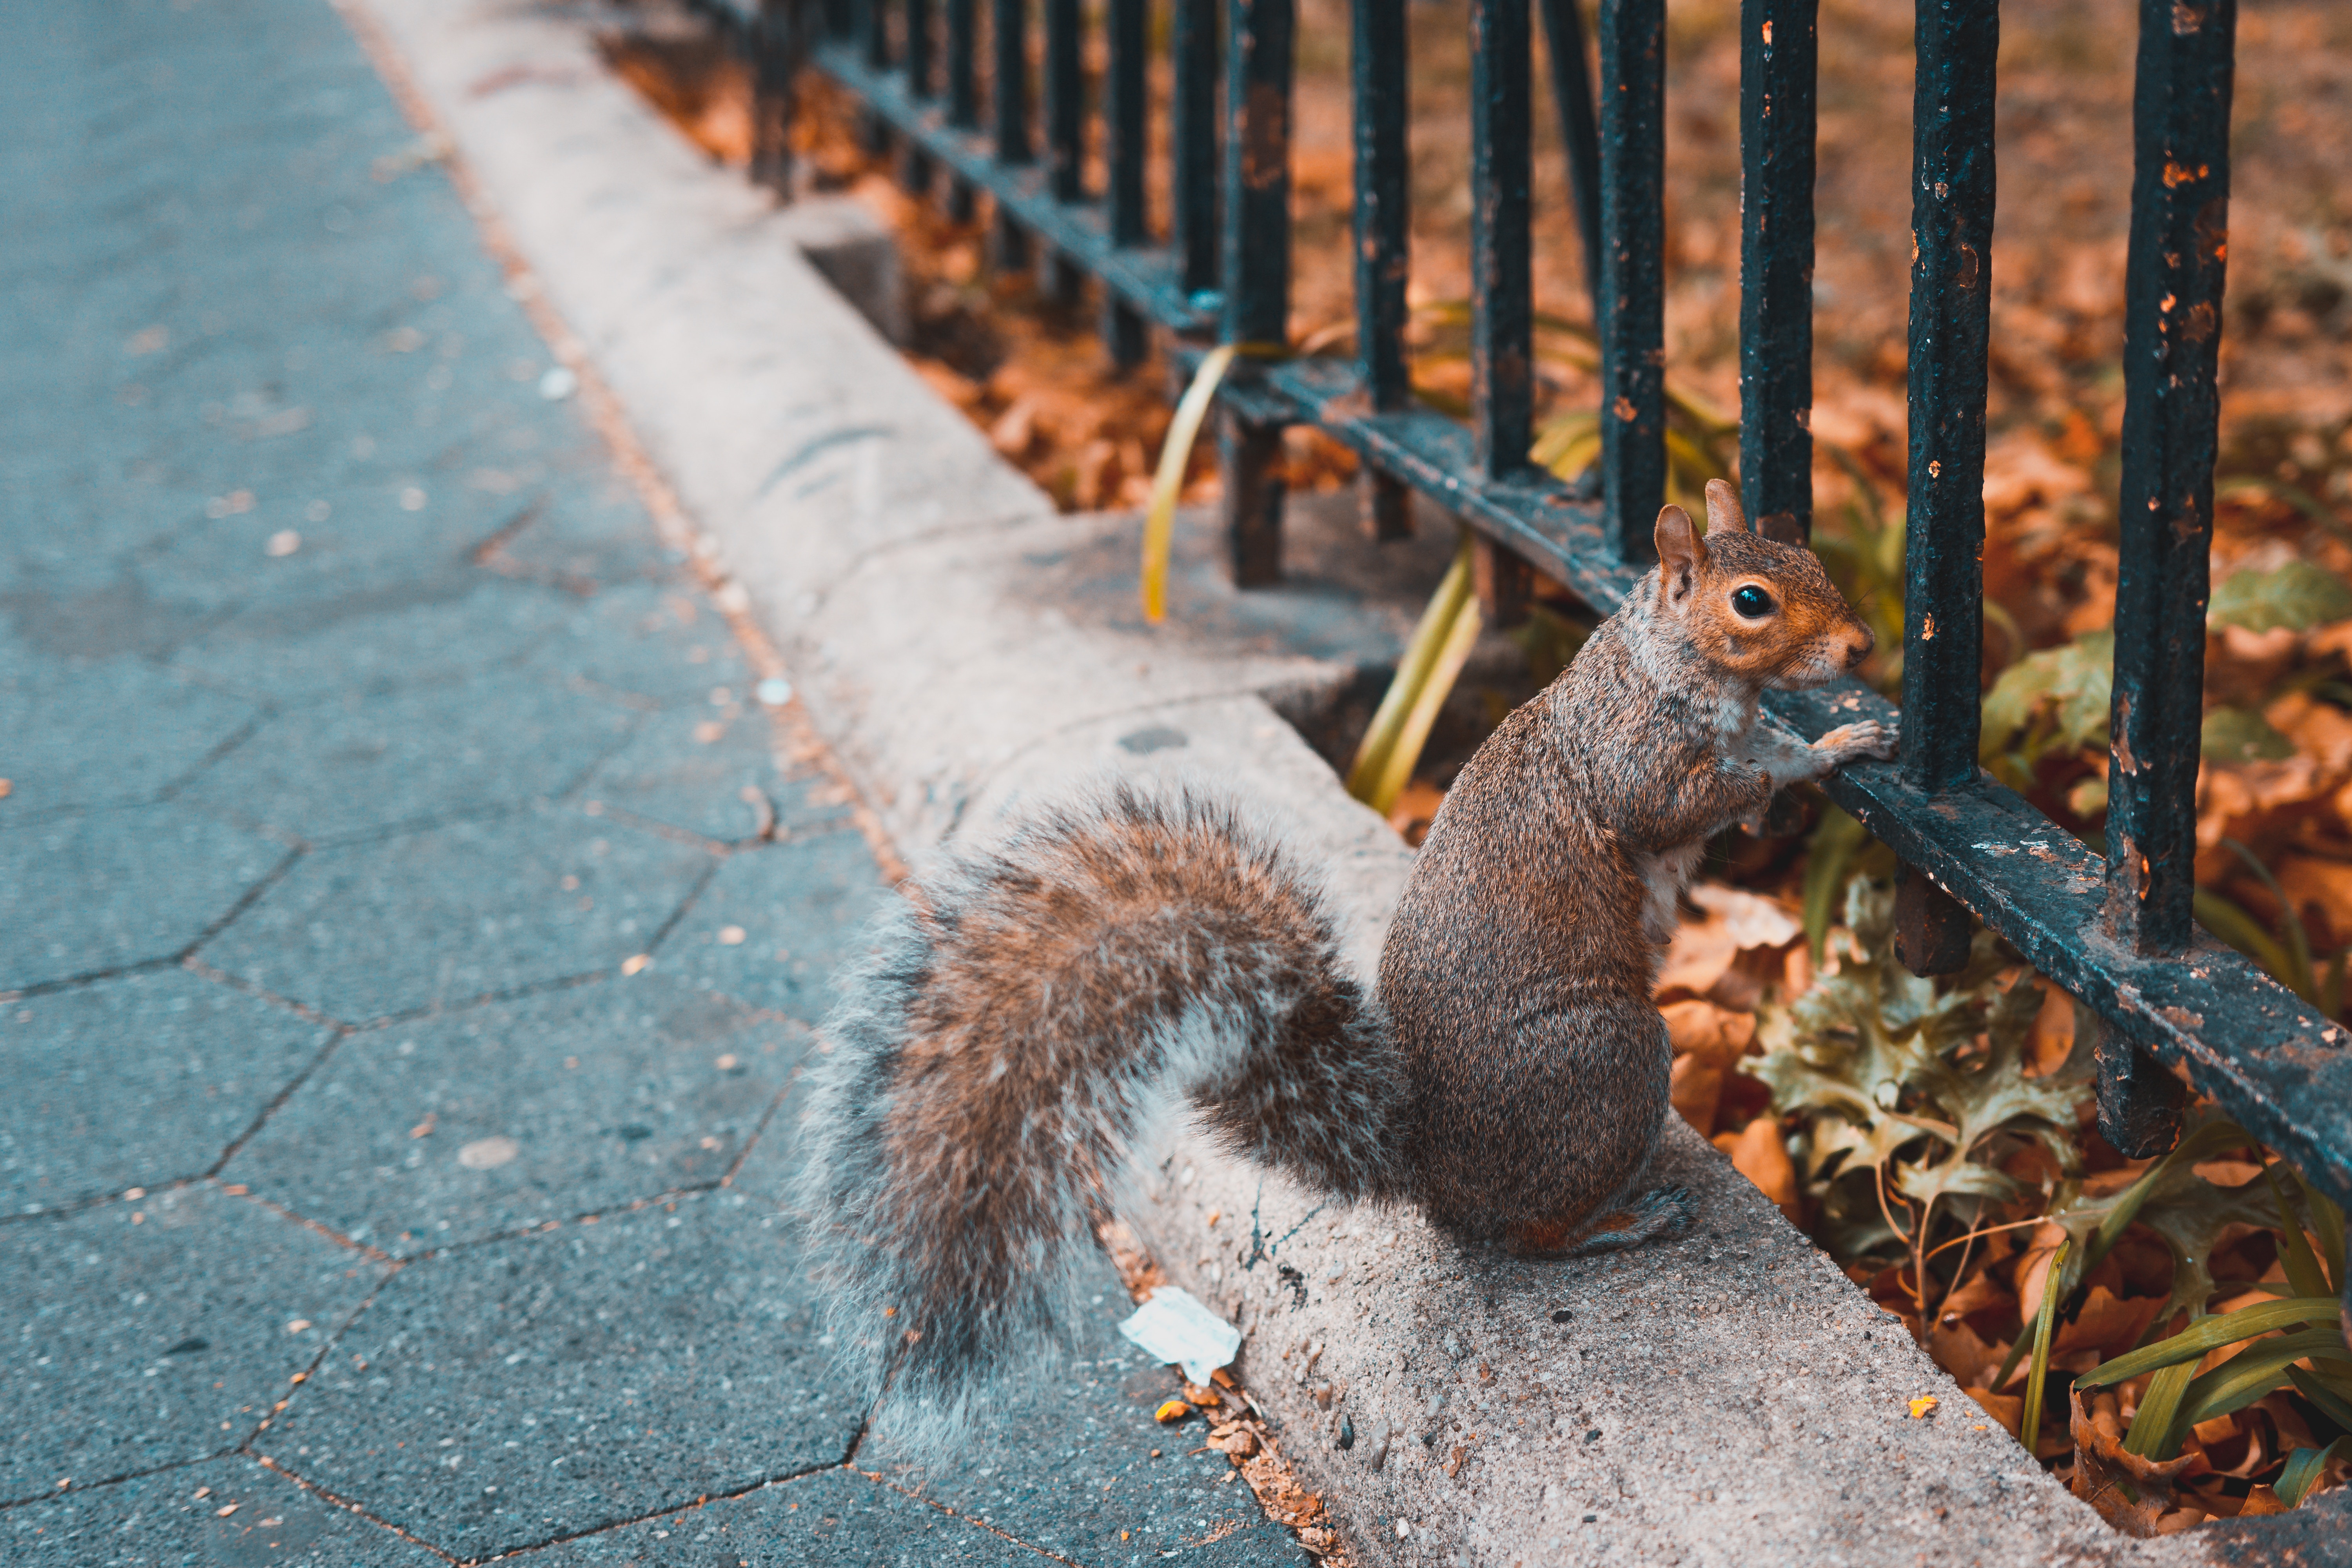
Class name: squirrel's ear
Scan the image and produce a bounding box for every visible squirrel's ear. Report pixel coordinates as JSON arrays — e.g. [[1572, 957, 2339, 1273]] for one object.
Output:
[[1704, 478, 1749, 535], [1654, 505, 1706, 600]]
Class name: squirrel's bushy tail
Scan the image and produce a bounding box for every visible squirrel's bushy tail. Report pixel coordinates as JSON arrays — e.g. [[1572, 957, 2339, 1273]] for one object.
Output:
[[793, 784, 1402, 1452]]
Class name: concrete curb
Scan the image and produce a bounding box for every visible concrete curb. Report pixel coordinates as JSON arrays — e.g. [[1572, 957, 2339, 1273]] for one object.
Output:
[[344, 3, 2336, 1561]]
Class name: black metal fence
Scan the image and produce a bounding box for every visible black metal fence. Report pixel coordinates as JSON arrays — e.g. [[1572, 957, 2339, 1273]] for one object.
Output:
[[703, 0, 2351, 1305]]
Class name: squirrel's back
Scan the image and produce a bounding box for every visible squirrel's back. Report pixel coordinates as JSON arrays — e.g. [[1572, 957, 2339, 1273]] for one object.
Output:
[[793, 785, 1401, 1452]]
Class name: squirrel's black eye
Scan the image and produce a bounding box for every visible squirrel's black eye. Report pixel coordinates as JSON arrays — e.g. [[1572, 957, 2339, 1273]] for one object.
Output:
[[1731, 585, 1776, 619]]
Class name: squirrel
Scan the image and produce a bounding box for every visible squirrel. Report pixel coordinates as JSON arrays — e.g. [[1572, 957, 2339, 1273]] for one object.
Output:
[[794, 478, 1896, 1448]]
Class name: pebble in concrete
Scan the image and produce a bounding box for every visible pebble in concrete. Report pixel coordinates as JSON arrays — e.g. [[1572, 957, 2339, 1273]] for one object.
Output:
[[0, 802, 285, 993], [2, 967, 334, 1215], [198, 808, 714, 1024], [2, 1184, 385, 1505], [4, 1456, 443, 1567], [260, 1191, 860, 1562], [227, 973, 805, 1252]]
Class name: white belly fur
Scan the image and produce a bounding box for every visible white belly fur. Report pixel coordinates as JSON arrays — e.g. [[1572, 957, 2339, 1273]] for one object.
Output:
[[1640, 839, 1708, 947]]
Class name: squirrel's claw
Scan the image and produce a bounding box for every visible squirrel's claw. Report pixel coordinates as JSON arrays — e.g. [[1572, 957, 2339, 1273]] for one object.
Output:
[[1813, 719, 1899, 766]]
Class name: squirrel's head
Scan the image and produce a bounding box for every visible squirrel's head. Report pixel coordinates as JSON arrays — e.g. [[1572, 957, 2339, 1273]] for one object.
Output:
[[1649, 479, 1874, 691]]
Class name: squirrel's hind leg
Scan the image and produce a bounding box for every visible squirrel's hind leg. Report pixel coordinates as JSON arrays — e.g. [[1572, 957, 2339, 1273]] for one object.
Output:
[[1503, 1185, 1696, 1259]]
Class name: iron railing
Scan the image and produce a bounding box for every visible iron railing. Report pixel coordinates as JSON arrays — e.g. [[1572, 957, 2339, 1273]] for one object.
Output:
[[704, 0, 2351, 1314]]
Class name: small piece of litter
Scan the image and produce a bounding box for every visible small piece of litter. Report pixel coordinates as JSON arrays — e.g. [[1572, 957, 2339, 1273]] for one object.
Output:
[[1153, 1399, 1192, 1424], [285, 1319, 311, 1335], [717, 926, 746, 946], [1118, 1287, 1242, 1385], [457, 1136, 519, 1170], [755, 677, 793, 706], [1909, 1395, 1938, 1419], [539, 366, 577, 400], [621, 955, 652, 976], [216, 1504, 239, 1517], [265, 530, 301, 557]]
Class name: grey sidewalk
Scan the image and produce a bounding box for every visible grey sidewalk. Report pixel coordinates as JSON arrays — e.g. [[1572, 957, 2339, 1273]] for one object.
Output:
[[0, 2, 1296, 1563]]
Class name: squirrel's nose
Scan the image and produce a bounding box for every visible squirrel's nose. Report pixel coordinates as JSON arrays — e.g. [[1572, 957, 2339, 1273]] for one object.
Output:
[[1845, 623, 1875, 668]]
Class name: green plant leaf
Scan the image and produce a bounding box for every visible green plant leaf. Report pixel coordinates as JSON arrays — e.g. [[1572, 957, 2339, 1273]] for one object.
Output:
[[2201, 705, 2298, 763], [2264, 1162, 2336, 1303], [2167, 1328, 2352, 1447], [2285, 1164, 2347, 1294], [2074, 1298, 2343, 1388], [2208, 561, 2352, 633], [2125, 1358, 2201, 1460], [2021, 1236, 2070, 1454], [2288, 1364, 2352, 1433], [1347, 532, 1474, 802], [1980, 632, 2114, 766], [2278, 1436, 2352, 1509]]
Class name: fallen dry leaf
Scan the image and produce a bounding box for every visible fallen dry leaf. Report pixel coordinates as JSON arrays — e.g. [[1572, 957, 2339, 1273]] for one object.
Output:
[[1714, 1114, 1802, 1227], [1153, 1399, 1191, 1424], [1909, 1395, 1938, 1419], [2072, 1388, 2213, 1537], [1963, 1386, 2022, 1436]]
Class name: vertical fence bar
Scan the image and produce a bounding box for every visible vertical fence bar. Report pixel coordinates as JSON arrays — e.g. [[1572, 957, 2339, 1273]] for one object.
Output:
[[1044, 0, 1086, 302], [828, 0, 855, 42], [1221, 0, 1294, 586], [1174, 0, 1223, 299], [1537, 0, 1603, 322], [2102, 0, 2234, 1154], [1893, 0, 1996, 978], [1471, 0, 1536, 621], [1598, 0, 1666, 562], [902, 0, 935, 191], [993, 0, 1034, 266], [1104, 0, 1151, 365], [749, 0, 798, 196], [1471, 0, 1534, 481], [1353, 0, 1412, 537], [1737, 0, 1816, 541], [946, 0, 979, 219], [859, 0, 893, 153]]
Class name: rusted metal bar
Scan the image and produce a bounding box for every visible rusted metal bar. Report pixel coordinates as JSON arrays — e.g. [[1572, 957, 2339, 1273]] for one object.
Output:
[[991, 0, 1034, 266], [1535, 0, 1602, 321], [747, 0, 798, 195], [1353, 0, 1412, 538], [1738, 0, 1816, 541], [945, 0, 978, 218], [1043, 0, 1086, 303], [1893, 0, 1996, 978], [1104, 0, 1150, 366], [1174, 0, 1222, 299], [1470, 0, 1534, 483], [1597, 0, 1665, 563], [1221, 0, 1294, 585], [2105, 0, 2234, 957]]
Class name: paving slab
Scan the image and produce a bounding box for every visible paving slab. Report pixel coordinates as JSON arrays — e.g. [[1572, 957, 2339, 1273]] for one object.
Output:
[[227, 973, 807, 1252], [584, 701, 853, 846], [529, 1466, 1043, 1567], [198, 806, 715, 1024], [183, 664, 639, 844], [3, 1183, 386, 1506], [259, 1189, 862, 1562], [651, 830, 886, 1023], [2, 967, 333, 1216], [1, 801, 286, 993], [172, 567, 577, 705], [4, 1454, 445, 1568], [0, 639, 259, 822], [523, 577, 753, 710], [864, 1251, 1306, 1568]]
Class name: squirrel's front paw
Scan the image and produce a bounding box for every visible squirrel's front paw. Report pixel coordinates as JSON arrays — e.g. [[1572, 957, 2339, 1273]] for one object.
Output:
[[1813, 719, 1899, 766]]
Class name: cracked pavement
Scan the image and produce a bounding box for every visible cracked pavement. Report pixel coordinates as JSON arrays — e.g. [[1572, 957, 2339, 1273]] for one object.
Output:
[[0, 1, 1300, 1562]]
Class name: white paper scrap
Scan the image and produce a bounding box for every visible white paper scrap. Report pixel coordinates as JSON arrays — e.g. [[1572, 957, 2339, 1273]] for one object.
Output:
[[1117, 1286, 1242, 1385]]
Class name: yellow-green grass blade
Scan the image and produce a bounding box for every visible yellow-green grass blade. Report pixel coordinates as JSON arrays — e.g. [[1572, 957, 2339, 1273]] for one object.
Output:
[[2124, 1358, 2200, 1460], [2278, 1437, 2352, 1508], [1369, 591, 1483, 818], [2165, 1329, 2352, 1448], [1347, 533, 1474, 802], [1140, 344, 1238, 624], [2020, 1236, 2071, 1453], [2286, 1163, 2345, 1294], [2265, 1162, 2335, 1303], [2288, 1364, 2352, 1433], [2076, 1299, 2344, 1388]]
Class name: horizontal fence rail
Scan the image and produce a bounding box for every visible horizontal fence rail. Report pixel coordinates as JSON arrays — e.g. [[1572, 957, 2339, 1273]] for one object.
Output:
[[702, 0, 2352, 1282]]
